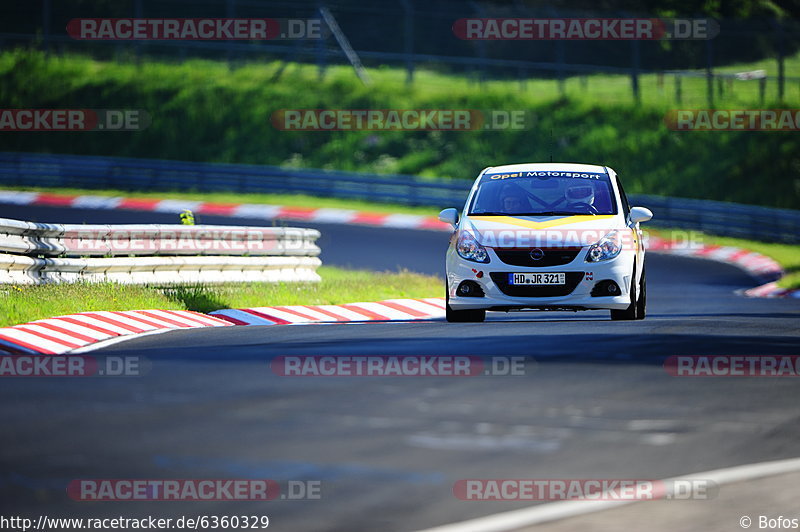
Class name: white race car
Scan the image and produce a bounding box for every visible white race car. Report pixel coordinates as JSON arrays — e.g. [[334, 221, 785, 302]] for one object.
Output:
[[439, 163, 653, 322]]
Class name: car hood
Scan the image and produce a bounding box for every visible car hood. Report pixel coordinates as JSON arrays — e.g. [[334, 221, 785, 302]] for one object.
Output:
[[463, 214, 627, 248]]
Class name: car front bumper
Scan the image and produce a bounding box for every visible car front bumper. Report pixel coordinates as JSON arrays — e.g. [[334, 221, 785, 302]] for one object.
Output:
[[446, 246, 635, 311]]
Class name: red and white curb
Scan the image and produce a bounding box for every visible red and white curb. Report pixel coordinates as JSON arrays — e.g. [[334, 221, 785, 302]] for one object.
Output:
[[647, 236, 796, 297], [0, 310, 232, 355], [0, 190, 448, 231], [0, 299, 447, 354], [210, 298, 446, 326], [742, 281, 800, 299], [1, 189, 795, 297]]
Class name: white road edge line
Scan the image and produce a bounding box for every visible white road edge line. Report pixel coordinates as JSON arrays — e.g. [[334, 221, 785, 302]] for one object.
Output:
[[414, 456, 800, 532]]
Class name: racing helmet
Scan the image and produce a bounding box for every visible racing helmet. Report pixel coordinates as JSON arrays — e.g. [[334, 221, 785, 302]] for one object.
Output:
[[564, 183, 595, 205]]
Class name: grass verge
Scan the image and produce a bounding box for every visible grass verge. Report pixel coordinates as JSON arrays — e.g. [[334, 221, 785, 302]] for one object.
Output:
[[0, 266, 443, 328]]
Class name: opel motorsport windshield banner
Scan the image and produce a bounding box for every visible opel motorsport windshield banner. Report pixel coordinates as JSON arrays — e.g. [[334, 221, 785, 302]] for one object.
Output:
[[480, 170, 609, 182]]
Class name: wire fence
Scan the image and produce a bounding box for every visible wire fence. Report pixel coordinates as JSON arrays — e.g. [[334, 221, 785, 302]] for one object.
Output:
[[2, 0, 799, 105]]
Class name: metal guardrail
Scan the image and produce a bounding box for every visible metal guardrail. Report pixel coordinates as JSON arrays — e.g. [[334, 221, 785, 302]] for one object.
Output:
[[0, 218, 320, 257], [0, 215, 322, 284], [0, 152, 797, 243], [625, 194, 798, 245], [0, 151, 467, 209], [0, 254, 321, 285]]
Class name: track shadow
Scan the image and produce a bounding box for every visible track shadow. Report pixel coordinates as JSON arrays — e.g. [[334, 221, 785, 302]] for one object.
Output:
[[96, 328, 800, 368]]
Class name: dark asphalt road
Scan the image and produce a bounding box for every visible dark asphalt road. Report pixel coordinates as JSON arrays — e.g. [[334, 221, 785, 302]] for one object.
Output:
[[1, 204, 799, 531]]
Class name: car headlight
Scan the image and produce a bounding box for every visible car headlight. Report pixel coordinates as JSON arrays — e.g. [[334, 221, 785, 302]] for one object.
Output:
[[457, 231, 489, 263], [585, 231, 622, 262]]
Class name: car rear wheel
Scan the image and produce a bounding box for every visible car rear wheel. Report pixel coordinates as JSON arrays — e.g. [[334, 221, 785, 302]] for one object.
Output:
[[446, 291, 486, 323], [610, 264, 645, 321]]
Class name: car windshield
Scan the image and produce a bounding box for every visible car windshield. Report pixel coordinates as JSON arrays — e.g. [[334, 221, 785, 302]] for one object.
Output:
[[468, 169, 618, 216]]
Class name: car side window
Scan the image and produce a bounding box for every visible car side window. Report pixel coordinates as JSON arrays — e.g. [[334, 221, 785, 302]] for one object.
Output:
[[616, 175, 632, 216]]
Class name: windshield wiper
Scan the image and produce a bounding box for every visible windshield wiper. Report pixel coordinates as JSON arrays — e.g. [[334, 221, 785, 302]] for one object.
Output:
[[471, 211, 598, 217], [516, 211, 592, 216]]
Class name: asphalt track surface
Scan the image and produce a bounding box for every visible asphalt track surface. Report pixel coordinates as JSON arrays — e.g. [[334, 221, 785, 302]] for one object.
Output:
[[1, 204, 799, 531]]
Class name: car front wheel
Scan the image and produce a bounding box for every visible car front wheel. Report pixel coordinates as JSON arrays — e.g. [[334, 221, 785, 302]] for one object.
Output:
[[610, 264, 646, 321], [445, 291, 486, 323], [635, 265, 647, 320]]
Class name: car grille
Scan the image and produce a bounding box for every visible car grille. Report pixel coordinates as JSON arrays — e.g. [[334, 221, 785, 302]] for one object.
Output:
[[493, 247, 583, 267], [490, 272, 585, 297]]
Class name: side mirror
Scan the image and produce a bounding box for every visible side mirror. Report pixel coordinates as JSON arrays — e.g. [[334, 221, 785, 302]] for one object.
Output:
[[438, 208, 459, 228], [630, 206, 653, 224]]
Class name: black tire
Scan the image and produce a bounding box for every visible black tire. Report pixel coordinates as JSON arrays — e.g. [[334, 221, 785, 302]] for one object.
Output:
[[635, 265, 647, 320], [446, 291, 486, 323], [610, 264, 644, 321]]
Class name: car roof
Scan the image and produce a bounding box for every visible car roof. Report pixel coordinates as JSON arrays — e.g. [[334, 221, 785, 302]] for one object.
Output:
[[483, 162, 608, 175]]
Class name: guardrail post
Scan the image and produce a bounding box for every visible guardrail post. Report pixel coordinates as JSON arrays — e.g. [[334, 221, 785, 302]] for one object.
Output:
[[630, 39, 641, 104], [705, 39, 714, 106], [316, 4, 328, 81], [776, 19, 785, 102], [134, 0, 143, 64], [226, 0, 236, 69], [401, 0, 414, 85], [469, 1, 487, 87], [42, 0, 51, 54], [556, 41, 566, 96]]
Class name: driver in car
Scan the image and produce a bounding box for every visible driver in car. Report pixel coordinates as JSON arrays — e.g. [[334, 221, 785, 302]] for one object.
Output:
[[564, 183, 596, 212], [499, 184, 529, 214]]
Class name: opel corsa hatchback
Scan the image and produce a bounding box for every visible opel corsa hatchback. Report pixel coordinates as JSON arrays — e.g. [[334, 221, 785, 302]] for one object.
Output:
[[439, 163, 653, 322]]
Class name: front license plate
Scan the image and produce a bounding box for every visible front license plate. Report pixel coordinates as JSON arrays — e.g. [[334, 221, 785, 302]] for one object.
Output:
[[509, 273, 566, 285]]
